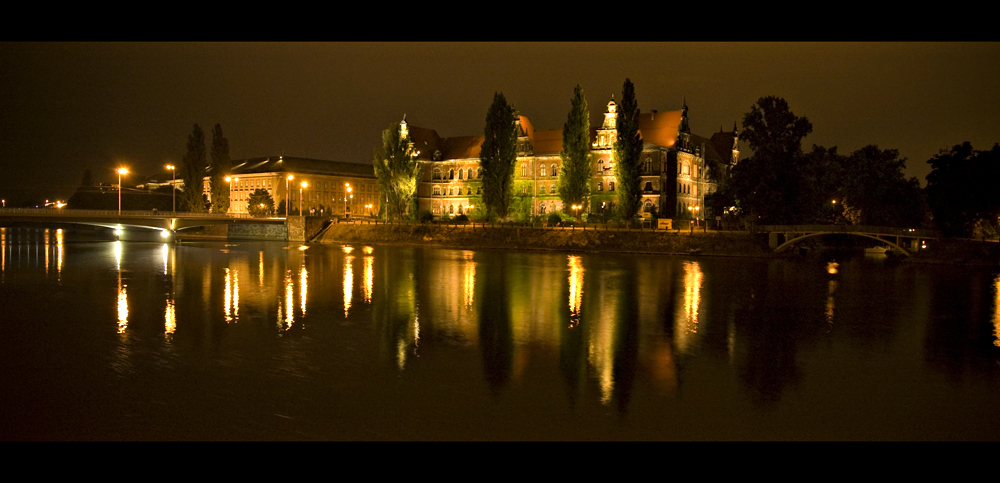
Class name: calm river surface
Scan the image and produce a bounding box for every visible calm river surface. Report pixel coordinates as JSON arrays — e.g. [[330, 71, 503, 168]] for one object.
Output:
[[2, 227, 999, 440]]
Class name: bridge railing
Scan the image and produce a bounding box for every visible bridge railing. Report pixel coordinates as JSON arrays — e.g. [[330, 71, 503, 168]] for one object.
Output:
[[760, 224, 940, 238], [0, 208, 265, 219]]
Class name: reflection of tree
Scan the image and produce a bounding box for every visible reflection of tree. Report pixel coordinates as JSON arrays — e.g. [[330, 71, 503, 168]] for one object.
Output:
[[479, 253, 513, 395], [923, 270, 1000, 384], [732, 266, 803, 405], [373, 248, 418, 370], [611, 258, 640, 415]]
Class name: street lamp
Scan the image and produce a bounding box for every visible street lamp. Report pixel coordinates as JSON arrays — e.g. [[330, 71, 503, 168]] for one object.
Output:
[[117, 167, 128, 215], [226, 176, 238, 214], [285, 175, 294, 217], [572, 204, 581, 221], [299, 181, 307, 217], [344, 183, 351, 216], [165, 164, 175, 215]]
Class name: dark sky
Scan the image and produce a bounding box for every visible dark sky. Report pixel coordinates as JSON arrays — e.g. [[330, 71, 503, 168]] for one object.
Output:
[[2, 42, 998, 205]]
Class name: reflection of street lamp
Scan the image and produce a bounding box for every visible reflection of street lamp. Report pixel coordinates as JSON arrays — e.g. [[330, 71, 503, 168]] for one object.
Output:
[[165, 164, 175, 215], [299, 181, 307, 216], [117, 167, 128, 215], [285, 175, 294, 217]]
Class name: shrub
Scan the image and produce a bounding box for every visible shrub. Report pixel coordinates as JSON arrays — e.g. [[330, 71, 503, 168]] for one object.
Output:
[[416, 210, 434, 223], [453, 214, 469, 224], [547, 212, 562, 227]]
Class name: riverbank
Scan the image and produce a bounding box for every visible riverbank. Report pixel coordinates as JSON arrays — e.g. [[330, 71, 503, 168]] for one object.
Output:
[[315, 222, 774, 257]]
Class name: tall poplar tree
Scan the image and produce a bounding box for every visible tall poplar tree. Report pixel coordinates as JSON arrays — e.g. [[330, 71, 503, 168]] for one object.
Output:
[[209, 124, 231, 214], [180, 124, 208, 212], [479, 92, 518, 221], [614, 79, 643, 223], [373, 118, 421, 220], [559, 85, 594, 220]]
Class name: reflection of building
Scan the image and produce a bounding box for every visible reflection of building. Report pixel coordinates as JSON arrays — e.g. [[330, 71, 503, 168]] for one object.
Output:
[[219, 156, 379, 216], [405, 99, 739, 219]]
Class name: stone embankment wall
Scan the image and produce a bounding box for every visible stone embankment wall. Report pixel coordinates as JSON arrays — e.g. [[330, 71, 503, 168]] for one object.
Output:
[[315, 222, 772, 257]]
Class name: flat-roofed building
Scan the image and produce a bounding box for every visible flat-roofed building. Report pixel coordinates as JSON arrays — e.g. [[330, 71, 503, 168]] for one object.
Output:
[[220, 156, 380, 217]]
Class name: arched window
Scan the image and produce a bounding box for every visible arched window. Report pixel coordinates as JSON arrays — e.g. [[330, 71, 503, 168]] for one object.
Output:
[[598, 160, 604, 173], [458, 169, 464, 180], [644, 182, 653, 192], [539, 184, 545, 195], [449, 169, 455, 180], [597, 181, 603, 191], [449, 204, 454, 214], [521, 164, 527, 177], [550, 185, 556, 194], [433, 186, 441, 196], [467, 187, 472, 195], [433, 168, 441, 180], [645, 158, 652, 173], [551, 165, 558, 177], [539, 204, 546, 215], [540, 165, 547, 177], [609, 181, 615, 192], [467, 169, 472, 179]]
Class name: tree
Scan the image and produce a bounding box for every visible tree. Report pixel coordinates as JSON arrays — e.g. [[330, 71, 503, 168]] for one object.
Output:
[[479, 92, 518, 220], [247, 188, 274, 217], [180, 124, 208, 212], [719, 96, 814, 225], [209, 124, 231, 214], [372, 118, 421, 220], [839, 145, 924, 227], [926, 142, 1000, 237], [559, 85, 594, 220], [613, 79, 643, 224]]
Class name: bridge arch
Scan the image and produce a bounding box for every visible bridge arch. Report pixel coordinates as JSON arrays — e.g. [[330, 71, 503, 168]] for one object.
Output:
[[775, 232, 911, 256]]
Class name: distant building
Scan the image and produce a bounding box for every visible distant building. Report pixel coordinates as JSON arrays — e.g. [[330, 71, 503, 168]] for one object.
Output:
[[405, 98, 739, 221], [218, 156, 379, 216]]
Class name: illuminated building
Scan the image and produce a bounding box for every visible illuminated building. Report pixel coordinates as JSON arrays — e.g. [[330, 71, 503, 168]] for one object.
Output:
[[217, 156, 380, 216], [405, 99, 740, 219]]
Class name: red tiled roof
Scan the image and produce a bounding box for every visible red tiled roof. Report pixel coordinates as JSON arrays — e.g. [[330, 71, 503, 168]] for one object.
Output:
[[637, 110, 682, 148]]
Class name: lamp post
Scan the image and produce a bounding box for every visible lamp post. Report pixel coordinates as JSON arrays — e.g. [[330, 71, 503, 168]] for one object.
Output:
[[285, 175, 294, 217], [225, 176, 237, 214], [165, 164, 175, 215], [117, 167, 128, 215], [344, 183, 351, 217], [572, 204, 581, 221], [299, 181, 307, 217]]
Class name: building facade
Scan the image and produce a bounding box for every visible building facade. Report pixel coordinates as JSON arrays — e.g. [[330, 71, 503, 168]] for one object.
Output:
[[219, 156, 380, 216], [407, 98, 739, 222]]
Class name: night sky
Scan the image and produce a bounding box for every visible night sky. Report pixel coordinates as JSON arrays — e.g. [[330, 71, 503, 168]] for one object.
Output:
[[2, 42, 998, 206]]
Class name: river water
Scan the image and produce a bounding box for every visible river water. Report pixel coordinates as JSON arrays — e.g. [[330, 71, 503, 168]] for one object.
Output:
[[1, 227, 998, 440]]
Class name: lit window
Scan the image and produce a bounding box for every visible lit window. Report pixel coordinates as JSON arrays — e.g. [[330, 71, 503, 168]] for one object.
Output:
[[540, 165, 547, 177], [551, 165, 558, 177], [597, 182, 603, 191], [521, 164, 527, 177]]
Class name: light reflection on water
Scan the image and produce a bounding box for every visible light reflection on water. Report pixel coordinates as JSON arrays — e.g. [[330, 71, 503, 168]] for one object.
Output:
[[1, 233, 999, 440]]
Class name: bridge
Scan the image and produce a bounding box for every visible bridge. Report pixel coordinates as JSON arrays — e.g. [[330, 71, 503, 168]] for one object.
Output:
[[759, 224, 941, 256], [0, 208, 287, 241]]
